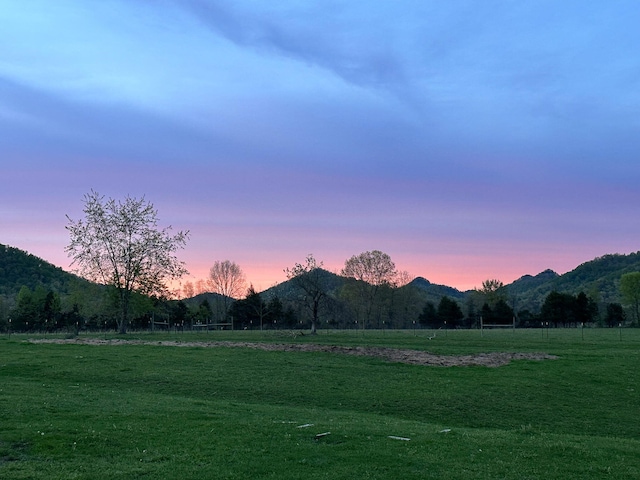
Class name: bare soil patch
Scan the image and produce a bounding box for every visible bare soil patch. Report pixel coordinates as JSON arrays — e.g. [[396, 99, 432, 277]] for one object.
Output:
[[29, 338, 556, 367]]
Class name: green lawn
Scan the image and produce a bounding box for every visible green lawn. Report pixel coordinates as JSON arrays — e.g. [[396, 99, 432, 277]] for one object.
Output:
[[1, 329, 639, 479]]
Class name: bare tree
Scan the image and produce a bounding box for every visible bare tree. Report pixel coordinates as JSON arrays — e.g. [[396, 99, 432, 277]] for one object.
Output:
[[181, 281, 195, 299], [341, 250, 397, 329], [195, 279, 208, 295], [65, 191, 189, 333], [342, 250, 397, 286], [208, 260, 246, 321], [285, 254, 328, 335], [395, 270, 412, 288]]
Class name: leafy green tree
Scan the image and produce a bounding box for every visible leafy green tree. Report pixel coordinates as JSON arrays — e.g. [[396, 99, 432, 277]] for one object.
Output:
[[194, 299, 213, 325], [246, 285, 269, 330], [171, 300, 189, 328], [66, 191, 189, 333], [575, 291, 597, 325], [42, 290, 62, 331], [11, 286, 36, 331], [0, 296, 7, 331], [418, 302, 438, 328], [620, 272, 640, 324], [481, 303, 493, 325], [516, 309, 537, 328], [61, 302, 83, 331], [437, 296, 464, 328], [266, 296, 284, 328], [605, 302, 626, 327], [464, 295, 478, 328], [7, 286, 61, 332], [229, 285, 266, 330], [541, 291, 576, 327], [63, 279, 108, 329], [492, 299, 515, 325], [283, 305, 299, 329]]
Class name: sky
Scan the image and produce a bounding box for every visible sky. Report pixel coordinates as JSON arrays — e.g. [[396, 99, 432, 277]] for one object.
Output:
[[2, 0, 640, 293]]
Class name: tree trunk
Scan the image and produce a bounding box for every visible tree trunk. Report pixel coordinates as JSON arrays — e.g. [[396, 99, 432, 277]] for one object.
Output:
[[119, 288, 129, 334], [311, 300, 318, 335]]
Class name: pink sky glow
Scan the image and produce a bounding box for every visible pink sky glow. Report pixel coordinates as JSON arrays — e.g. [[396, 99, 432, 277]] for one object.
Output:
[[2, 1, 640, 295]]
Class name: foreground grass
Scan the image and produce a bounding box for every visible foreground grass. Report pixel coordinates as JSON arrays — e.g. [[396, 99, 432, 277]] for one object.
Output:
[[1, 329, 639, 479]]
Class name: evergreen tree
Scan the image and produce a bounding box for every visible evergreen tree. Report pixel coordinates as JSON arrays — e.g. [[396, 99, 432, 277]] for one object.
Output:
[[418, 302, 438, 328], [493, 299, 514, 325], [437, 296, 464, 328]]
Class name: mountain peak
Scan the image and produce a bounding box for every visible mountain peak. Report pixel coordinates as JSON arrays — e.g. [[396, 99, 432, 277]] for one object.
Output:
[[409, 276, 431, 287]]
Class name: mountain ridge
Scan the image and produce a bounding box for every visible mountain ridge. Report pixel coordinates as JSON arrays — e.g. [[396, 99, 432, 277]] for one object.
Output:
[[2, 242, 639, 313]]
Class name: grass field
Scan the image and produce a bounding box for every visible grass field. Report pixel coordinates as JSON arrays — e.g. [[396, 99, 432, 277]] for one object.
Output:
[[1, 328, 639, 479]]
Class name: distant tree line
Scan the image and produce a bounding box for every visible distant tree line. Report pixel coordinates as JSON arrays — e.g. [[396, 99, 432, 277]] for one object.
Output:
[[416, 279, 628, 331], [3, 186, 640, 334], [1, 254, 639, 334]]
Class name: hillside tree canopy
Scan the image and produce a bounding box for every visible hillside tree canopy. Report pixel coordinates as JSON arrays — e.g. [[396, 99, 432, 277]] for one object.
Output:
[[65, 191, 189, 333]]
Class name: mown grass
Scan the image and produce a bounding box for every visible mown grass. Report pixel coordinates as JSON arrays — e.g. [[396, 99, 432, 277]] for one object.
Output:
[[1, 329, 639, 479]]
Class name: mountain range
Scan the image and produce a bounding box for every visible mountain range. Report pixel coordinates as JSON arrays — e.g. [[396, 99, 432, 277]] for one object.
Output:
[[1, 242, 639, 312]]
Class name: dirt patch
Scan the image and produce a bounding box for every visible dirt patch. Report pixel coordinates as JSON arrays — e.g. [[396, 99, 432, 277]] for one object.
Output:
[[28, 338, 557, 367]]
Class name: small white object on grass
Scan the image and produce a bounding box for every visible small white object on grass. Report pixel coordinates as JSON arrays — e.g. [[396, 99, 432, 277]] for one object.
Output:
[[297, 423, 314, 428], [439, 428, 451, 433], [314, 432, 331, 439], [388, 436, 411, 441]]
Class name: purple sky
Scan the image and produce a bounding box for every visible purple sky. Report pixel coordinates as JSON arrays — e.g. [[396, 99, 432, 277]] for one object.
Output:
[[2, 1, 640, 292]]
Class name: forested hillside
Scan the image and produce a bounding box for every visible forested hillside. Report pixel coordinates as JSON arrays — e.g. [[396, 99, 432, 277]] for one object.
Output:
[[2, 242, 640, 331], [506, 253, 640, 312], [0, 243, 82, 298]]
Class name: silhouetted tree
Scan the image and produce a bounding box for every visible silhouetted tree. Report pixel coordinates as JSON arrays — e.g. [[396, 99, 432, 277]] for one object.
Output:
[[437, 296, 464, 328], [492, 299, 514, 325], [341, 250, 397, 330], [267, 296, 284, 328], [194, 299, 213, 325], [66, 191, 189, 333], [575, 291, 597, 325], [418, 302, 438, 328], [229, 285, 265, 329], [540, 291, 576, 327], [285, 255, 329, 334], [208, 260, 246, 322], [605, 302, 626, 327], [171, 300, 189, 328]]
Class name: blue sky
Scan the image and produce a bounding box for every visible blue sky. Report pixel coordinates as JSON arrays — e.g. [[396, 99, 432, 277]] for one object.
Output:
[[2, 0, 640, 291]]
